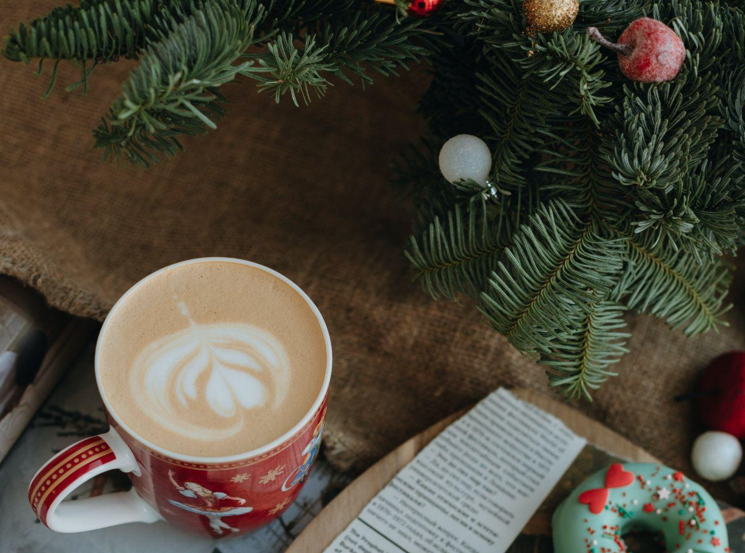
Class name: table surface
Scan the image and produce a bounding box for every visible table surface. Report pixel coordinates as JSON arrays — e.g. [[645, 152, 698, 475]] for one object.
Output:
[[0, 342, 351, 553]]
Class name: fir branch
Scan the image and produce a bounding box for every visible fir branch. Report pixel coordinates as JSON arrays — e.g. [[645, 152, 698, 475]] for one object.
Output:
[[264, 0, 342, 28], [2, 0, 161, 65], [605, 69, 721, 192], [578, 0, 649, 33], [523, 32, 612, 126], [480, 200, 627, 354], [398, 0, 742, 399], [538, 118, 630, 221], [721, 6, 745, 64], [632, 157, 742, 261], [720, 67, 745, 169], [395, 0, 410, 18], [375, 0, 413, 21], [458, 0, 524, 54], [543, 300, 630, 400], [2, 0, 166, 93], [477, 53, 560, 190], [94, 0, 265, 166], [405, 198, 511, 300], [318, 10, 426, 84], [242, 33, 333, 105], [4, 0, 427, 163], [2, 0, 273, 95], [623, 230, 732, 335], [242, 11, 427, 105], [633, 186, 697, 237]]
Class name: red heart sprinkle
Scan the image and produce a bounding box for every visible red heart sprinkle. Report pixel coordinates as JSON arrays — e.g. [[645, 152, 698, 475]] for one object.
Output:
[[605, 463, 635, 489], [579, 488, 610, 514]]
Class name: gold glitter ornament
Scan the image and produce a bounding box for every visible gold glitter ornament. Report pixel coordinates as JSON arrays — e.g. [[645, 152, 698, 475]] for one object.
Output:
[[523, 0, 579, 35]]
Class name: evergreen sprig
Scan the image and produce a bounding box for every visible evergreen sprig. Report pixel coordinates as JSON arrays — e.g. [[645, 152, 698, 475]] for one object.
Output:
[[242, 9, 428, 106], [94, 0, 264, 165], [3, 0, 161, 64], [3, 0, 427, 164], [402, 0, 743, 399], [623, 230, 732, 335], [405, 197, 510, 300], [479, 200, 627, 353], [542, 300, 630, 399], [3, 0, 163, 97], [242, 32, 332, 106]]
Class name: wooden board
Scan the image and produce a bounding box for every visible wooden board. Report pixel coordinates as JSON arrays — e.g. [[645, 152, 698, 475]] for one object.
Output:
[[288, 388, 660, 553]]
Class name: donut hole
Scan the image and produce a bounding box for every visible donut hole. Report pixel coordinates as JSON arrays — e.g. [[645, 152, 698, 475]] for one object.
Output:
[[623, 529, 666, 553]]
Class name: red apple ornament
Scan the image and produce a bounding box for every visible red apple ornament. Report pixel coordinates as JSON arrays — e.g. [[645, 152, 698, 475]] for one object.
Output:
[[587, 18, 686, 83], [697, 352, 745, 439], [407, 0, 445, 18], [374, 0, 445, 18]]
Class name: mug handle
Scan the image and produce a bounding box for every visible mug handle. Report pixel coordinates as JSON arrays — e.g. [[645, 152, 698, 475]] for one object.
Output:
[[28, 428, 162, 532]]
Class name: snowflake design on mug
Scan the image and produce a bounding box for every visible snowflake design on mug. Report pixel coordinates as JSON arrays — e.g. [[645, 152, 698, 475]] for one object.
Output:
[[269, 498, 291, 516], [230, 473, 250, 484], [259, 465, 285, 484]]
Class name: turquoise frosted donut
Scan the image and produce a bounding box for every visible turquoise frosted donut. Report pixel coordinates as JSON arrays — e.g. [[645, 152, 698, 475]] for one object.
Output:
[[552, 463, 728, 553]]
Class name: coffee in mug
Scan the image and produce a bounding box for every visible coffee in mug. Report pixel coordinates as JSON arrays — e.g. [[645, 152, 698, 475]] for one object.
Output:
[[98, 260, 328, 457], [29, 258, 332, 537]]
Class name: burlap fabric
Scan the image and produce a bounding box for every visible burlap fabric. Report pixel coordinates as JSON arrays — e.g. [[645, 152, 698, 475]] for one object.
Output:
[[2, 1, 744, 497]]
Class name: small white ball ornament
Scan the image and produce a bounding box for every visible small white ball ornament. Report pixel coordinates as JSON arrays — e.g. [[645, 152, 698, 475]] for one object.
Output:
[[438, 134, 493, 186], [691, 431, 742, 482]]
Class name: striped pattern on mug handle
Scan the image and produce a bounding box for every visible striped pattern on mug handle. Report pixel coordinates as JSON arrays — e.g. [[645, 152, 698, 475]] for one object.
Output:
[[28, 429, 161, 532]]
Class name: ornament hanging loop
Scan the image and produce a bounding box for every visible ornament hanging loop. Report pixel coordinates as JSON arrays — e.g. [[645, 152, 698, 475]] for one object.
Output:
[[483, 180, 499, 201]]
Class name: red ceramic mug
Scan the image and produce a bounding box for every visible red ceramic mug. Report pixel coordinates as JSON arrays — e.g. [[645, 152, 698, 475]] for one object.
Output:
[[28, 259, 332, 537]]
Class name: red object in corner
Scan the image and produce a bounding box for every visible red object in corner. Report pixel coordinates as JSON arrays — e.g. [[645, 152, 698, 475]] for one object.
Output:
[[407, 0, 445, 18], [697, 352, 745, 439]]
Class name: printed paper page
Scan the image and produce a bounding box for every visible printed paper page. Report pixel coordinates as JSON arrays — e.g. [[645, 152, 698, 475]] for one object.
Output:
[[324, 388, 586, 553]]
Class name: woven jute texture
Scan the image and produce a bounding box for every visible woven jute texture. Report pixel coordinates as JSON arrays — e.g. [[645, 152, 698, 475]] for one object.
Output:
[[2, 1, 745, 497]]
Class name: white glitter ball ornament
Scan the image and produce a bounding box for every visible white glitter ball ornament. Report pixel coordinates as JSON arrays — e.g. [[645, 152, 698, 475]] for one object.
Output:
[[438, 135, 493, 186], [691, 431, 742, 482]]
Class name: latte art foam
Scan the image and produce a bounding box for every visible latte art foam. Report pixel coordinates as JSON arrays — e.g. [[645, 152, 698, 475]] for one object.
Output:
[[131, 308, 291, 442], [98, 260, 328, 457]]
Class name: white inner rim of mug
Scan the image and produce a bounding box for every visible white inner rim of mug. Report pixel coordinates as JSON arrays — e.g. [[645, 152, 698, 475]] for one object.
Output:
[[94, 257, 333, 464]]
